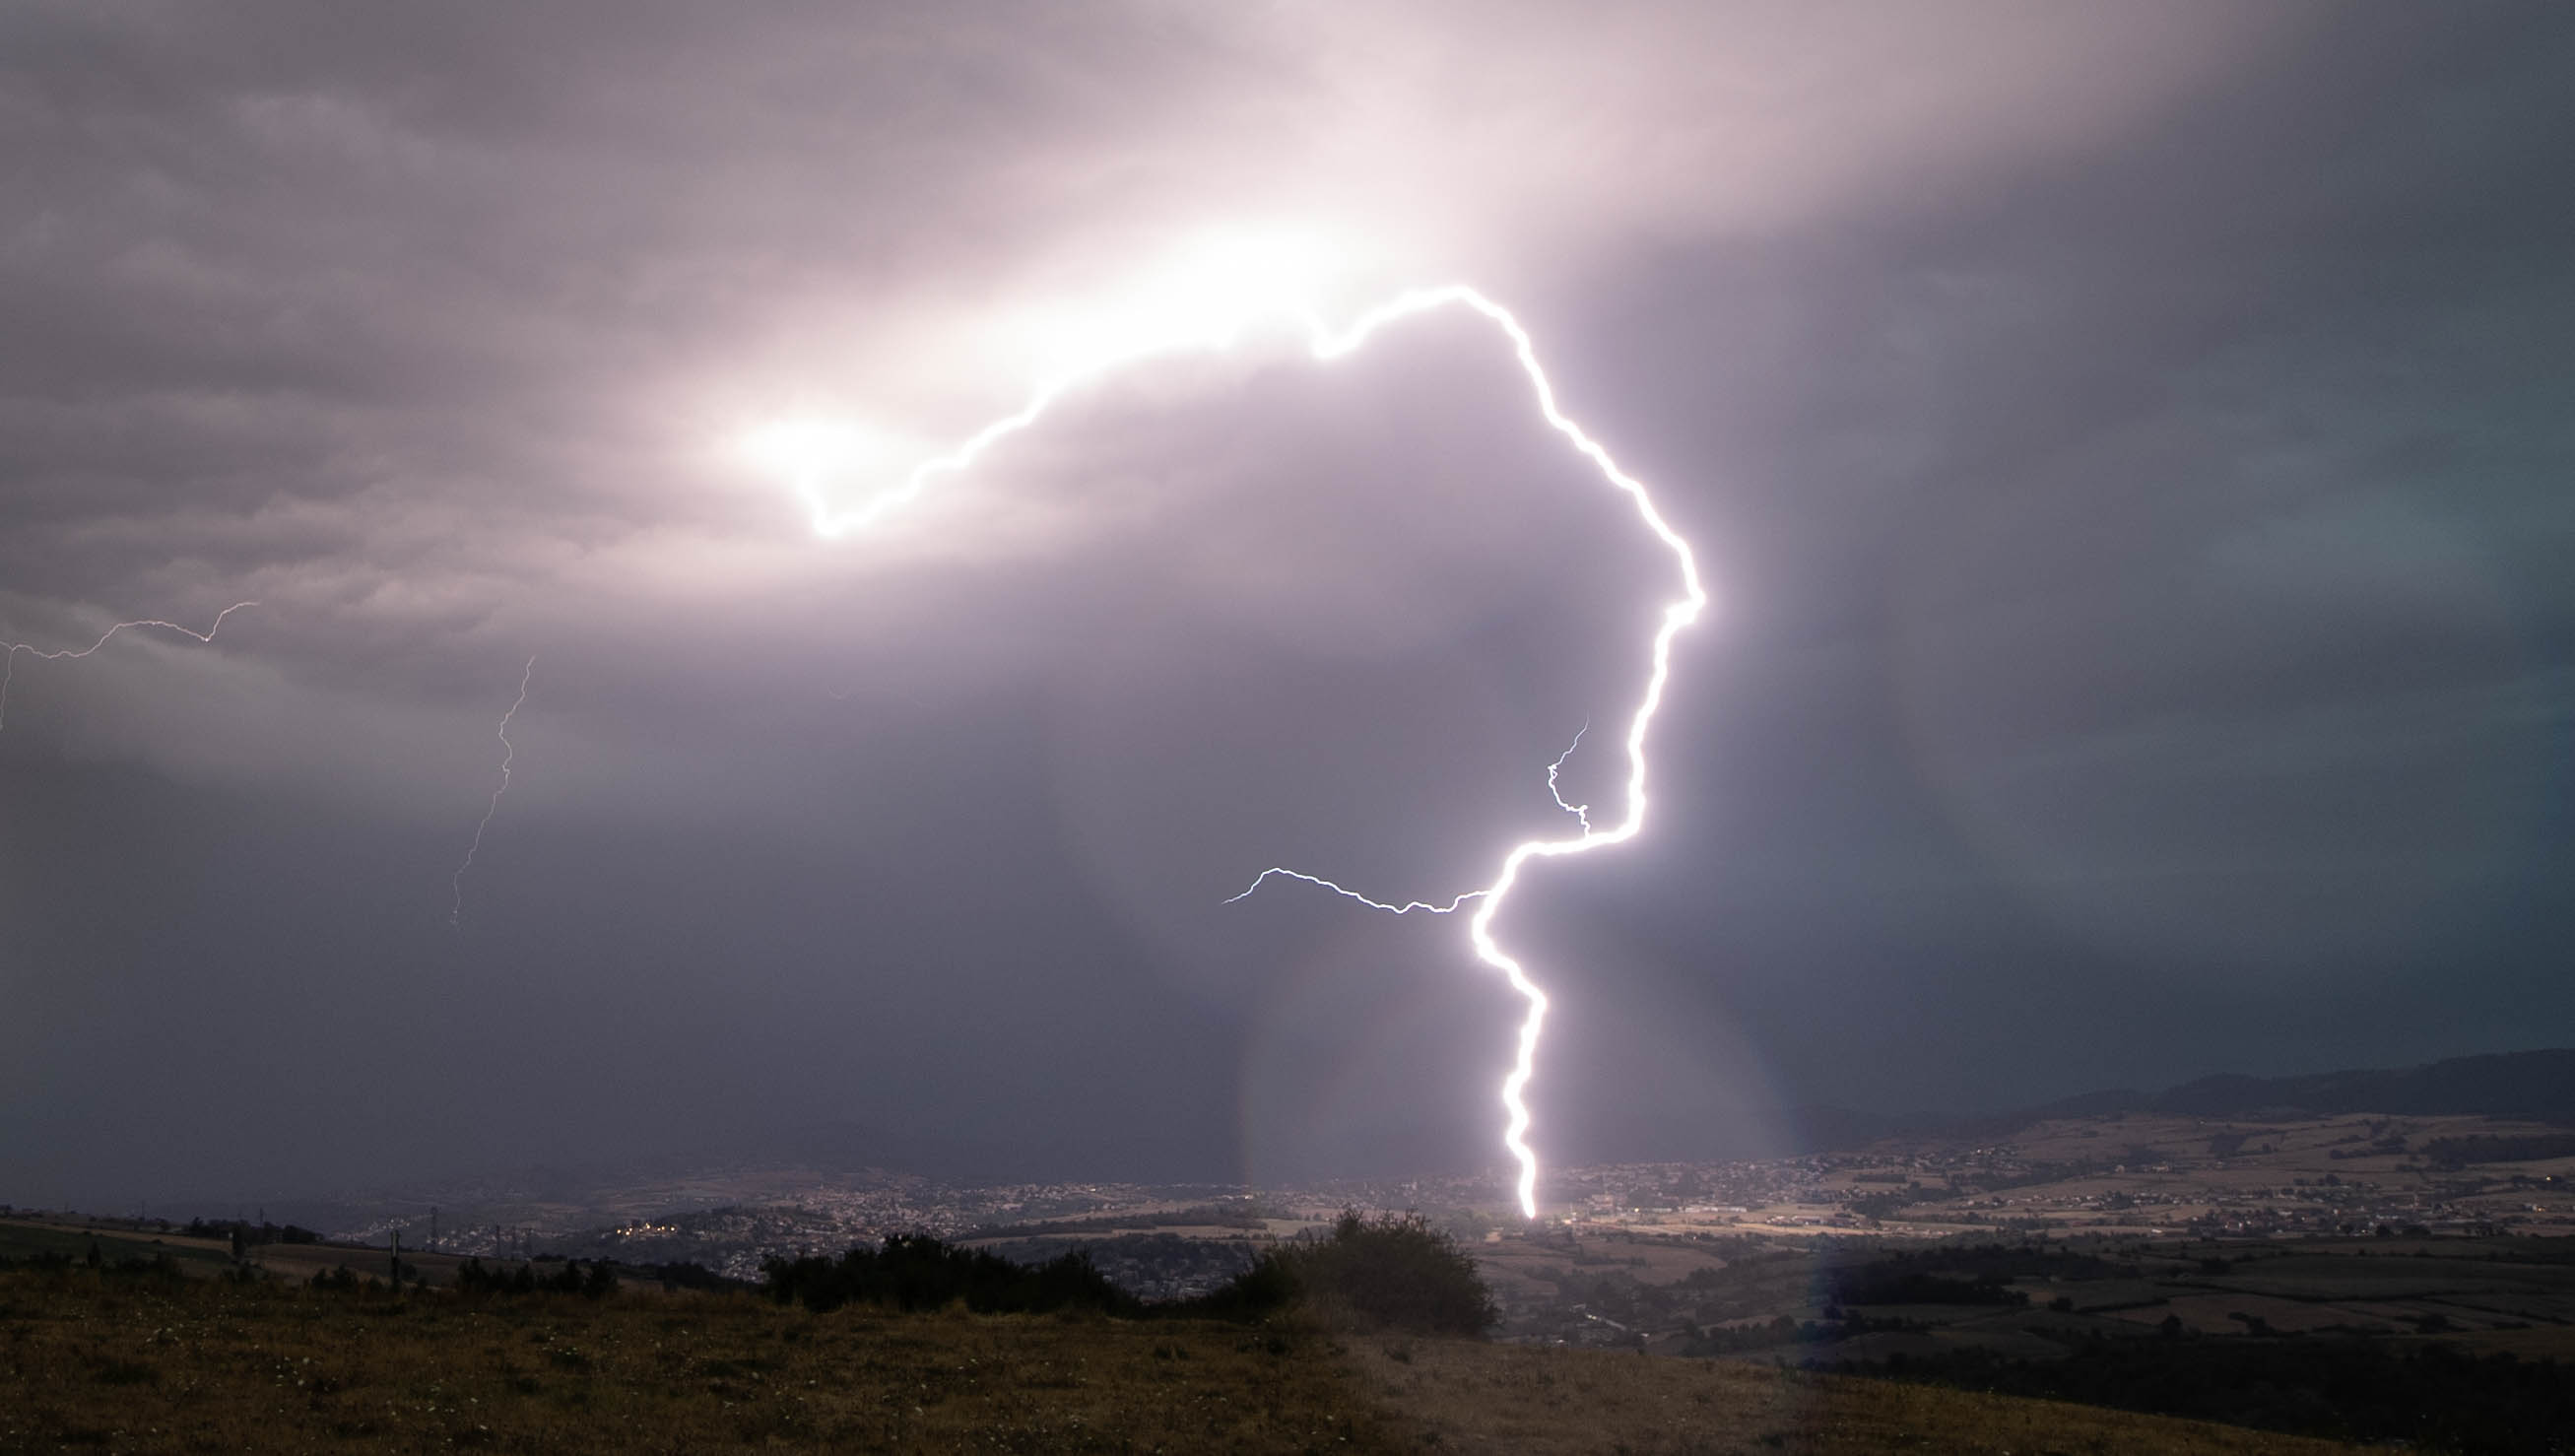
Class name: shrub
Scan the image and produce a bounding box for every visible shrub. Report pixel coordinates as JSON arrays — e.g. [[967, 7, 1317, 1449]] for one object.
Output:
[[647, 1262, 739, 1292], [454, 1258, 617, 1298], [1226, 1211, 1497, 1337], [759, 1216, 1498, 1337], [761, 1235, 1137, 1316]]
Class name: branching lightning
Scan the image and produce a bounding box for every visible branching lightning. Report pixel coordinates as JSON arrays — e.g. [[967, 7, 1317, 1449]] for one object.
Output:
[[751, 248, 1708, 1221], [1222, 868, 1488, 916], [1548, 720, 1593, 831], [0, 602, 259, 732], [449, 655, 535, 928]]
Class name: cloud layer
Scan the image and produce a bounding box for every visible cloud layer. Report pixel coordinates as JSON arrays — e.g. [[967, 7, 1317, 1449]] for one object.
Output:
[[4, 1, 2571, 1205]]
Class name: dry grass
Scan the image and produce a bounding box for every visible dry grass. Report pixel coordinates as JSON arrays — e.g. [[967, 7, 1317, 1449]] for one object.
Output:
[[0, 1270, 1387, 1454], [0, 1269, 2366, 1454], [1342, 1337, 2363, 1455]]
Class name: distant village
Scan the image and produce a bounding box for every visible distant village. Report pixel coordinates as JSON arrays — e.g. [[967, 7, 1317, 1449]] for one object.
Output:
[[18, 1103, 2552, 1350]]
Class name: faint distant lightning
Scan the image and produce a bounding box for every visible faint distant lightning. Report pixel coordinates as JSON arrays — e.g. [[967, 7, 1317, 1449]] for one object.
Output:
[[749, 242, 1708, 1221], [449, 655, 535, 928], [0, 602, 258, 731]]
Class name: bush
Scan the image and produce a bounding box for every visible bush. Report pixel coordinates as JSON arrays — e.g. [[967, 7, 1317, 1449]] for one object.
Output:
[[647, 1262, 740, 1292], [454, 1258, 617, 1298], [758, 1216, 1496, 1336], [761, 1235, 1137, 1316], [1177, 1250, 1299, 1323], [1218, 1211, 1497, 1337]]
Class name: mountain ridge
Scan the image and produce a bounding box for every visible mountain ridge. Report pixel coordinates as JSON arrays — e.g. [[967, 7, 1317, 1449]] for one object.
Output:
[[1792, 1047, 2575, 1152]]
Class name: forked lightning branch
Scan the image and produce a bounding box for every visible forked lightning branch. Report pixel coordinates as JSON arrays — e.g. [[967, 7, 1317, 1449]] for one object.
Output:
[[748, 239, 1708, 1220]]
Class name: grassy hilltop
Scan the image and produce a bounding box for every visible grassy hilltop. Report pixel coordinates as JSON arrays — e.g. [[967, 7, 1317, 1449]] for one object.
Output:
[[0, 1263, 2362, 1456]]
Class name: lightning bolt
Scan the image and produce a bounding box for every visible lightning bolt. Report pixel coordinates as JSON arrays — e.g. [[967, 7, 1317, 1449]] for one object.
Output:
[[449, 655, 535, 928], [0, 602, 259, 731], [760, 275, 1708, 1222]]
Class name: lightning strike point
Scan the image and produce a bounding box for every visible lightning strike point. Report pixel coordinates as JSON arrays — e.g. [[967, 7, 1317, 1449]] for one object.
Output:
[[748, 269, 1710, 1223], [449, 656, 535, 929]]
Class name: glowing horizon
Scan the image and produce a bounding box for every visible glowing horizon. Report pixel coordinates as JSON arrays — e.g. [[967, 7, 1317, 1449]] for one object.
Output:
[[747, 258, 1708, 1220]]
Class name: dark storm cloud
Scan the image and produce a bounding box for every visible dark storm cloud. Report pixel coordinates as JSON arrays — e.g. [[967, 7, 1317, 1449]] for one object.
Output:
[[1551, 4, 2575, 1112], [4, 1, 2571, 1206]]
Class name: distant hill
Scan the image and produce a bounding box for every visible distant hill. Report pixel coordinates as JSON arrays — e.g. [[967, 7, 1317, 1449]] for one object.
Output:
[[1796, 1048, 2575, 1152], [2149, 1049, 2575, 1120]]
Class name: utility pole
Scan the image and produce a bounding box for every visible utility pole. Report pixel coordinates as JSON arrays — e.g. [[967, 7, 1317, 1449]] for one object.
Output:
[[390, 1226, 401, 1289], [429, 1206, 438, 1253]]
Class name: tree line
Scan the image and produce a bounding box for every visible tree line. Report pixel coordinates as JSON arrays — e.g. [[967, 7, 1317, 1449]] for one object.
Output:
[[761, 1211, 1496, 1335]]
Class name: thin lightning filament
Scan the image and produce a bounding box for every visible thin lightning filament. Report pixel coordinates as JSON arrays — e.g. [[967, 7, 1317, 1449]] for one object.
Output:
[[0, 602, 259, 731], [450, 656, 536, 928]]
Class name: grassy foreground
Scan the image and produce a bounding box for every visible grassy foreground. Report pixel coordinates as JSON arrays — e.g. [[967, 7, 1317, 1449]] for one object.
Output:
[[1346, 1337, 2360, 1455], [0, 1269, 2361, 1454]]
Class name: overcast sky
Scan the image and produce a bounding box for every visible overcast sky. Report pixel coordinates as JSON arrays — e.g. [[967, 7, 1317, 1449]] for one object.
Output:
[[4, 1, 2571, 1210]]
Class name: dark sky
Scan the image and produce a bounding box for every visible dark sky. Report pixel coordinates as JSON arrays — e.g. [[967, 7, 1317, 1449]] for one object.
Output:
[[4, 2, 2570, 1210]]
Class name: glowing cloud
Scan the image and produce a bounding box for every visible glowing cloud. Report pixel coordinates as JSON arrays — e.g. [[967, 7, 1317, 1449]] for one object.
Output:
[[0, 602, 259, 731], [749, 252, 1708, 1220]]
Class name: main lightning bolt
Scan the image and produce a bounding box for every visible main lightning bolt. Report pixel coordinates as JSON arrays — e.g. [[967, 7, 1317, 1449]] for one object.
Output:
[[449, 655, 535, 928], [0, 602, 259, 731], [753, 254, 1707, 1221]]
